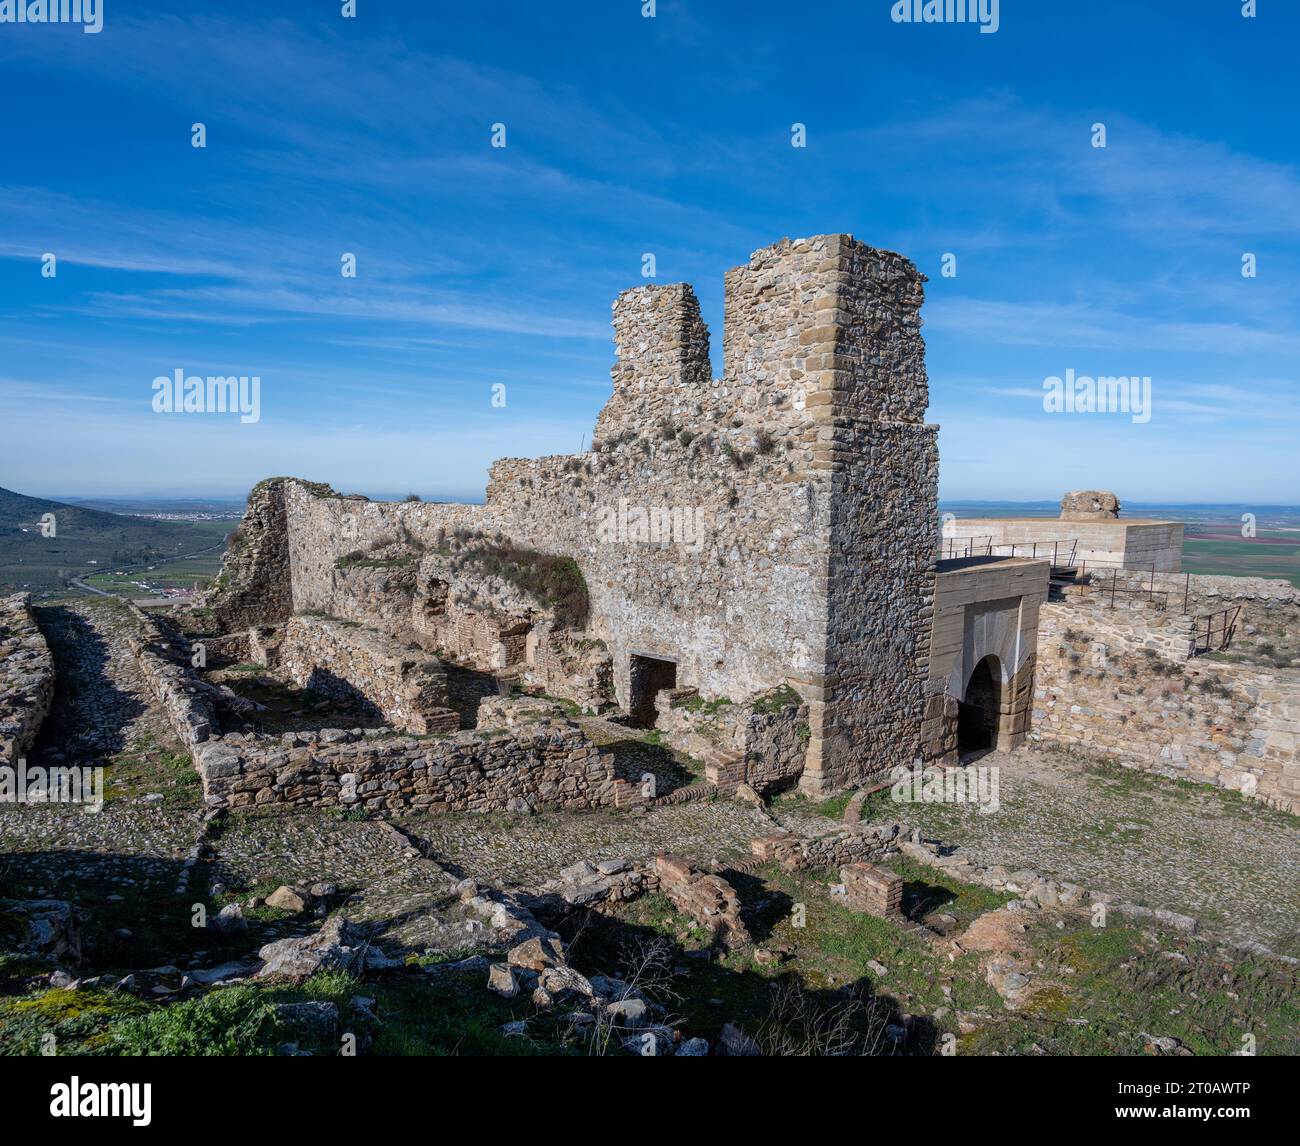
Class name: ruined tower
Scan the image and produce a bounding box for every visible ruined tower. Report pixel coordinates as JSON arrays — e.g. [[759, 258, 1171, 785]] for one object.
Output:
[[718, 235, 938, 793], [210, 234, 940, 797]]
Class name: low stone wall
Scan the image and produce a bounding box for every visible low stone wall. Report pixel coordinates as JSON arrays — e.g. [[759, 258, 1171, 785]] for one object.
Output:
[[1034, 601, 1299, 812], [749, 823, 900, 872], [127, 609, 619, 816], [195, 720, 614, 814], [1085, 572, 1300, 667], [0, 594, 55, 765], [124, 605, 217, 751], [266, 615, 458, 735]]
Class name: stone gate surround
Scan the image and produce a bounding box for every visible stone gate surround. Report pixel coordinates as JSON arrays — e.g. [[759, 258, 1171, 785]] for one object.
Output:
[[923, 557, 1049, 764]]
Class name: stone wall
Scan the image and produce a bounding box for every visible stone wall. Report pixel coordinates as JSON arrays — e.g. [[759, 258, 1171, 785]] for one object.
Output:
[[654, 685, 809, 795], [0, 594, 55, 765], [1033, 601, 1299, 812], [210, 234, 941, 798], [593, 282, 712, 446], [123, 616, 626, 816], [195, 720, 614, 814], [124, 605, 217, 752], [204, 478, 324, 630], [749, 822, 901, 872], [264, 615, 458, 735]]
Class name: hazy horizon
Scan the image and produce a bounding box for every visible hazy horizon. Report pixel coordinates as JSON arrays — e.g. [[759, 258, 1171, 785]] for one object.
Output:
[[2, 2, 1297, 501]]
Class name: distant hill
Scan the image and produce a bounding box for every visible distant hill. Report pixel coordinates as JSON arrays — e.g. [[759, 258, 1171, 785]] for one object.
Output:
[[0, 486, 230, 594]]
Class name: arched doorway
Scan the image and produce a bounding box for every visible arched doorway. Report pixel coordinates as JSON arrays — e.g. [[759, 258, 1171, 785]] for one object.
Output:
[[958, 655, 1001, 755]]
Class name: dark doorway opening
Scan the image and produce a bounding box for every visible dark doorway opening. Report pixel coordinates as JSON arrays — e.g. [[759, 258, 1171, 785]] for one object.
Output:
[[628, 654, 677, 728], [958, 656, 1000, 754]]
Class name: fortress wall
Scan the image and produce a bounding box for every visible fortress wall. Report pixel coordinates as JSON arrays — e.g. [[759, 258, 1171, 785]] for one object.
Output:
[[1033, 601, 1299, 813], [215, 234, 941, 795], [814, 420, 937, 792], [803, 236, 937, 793], [0, 594, 56, 766]]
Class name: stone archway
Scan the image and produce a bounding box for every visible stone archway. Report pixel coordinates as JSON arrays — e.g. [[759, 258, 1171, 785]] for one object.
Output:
[[958, 655, 1001, 755]]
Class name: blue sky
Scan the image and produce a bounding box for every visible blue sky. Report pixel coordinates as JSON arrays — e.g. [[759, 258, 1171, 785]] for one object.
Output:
[[0, 0, 1296, 503]]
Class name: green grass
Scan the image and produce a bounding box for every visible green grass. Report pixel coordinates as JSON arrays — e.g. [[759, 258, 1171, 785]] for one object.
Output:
[[333, 553, 416, 571], [672, 694, 734, 715], [1182, 535, 1300, 588], [750, 684, 803, 714]]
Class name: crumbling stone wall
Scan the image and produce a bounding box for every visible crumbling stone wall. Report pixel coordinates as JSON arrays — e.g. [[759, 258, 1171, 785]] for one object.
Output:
[[124, 619, 625, 815], [594, 282, 712, 446], [196, 720, 613, 814], [125, 605, 217, 750], [654, 685, 809, 795], [213, 235, 941, 798], [749, 823, 901, 872], [266, 615, 458, 735], [204, 477, 333, 630], [0, 594, 55, 765], [1033, 601, 1299, 812], [653, 853, 750, 949]]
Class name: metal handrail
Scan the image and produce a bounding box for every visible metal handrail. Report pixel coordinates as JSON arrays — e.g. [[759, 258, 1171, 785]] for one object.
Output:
[[1070, 567, 1193, 613], [1191, 605, 1241, 655], [939, 537, 1078, 567]]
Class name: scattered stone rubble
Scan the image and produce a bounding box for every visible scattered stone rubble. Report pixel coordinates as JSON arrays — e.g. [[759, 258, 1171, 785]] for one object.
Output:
[[653, 853, 751, 949], [1, 898, 83, 963]]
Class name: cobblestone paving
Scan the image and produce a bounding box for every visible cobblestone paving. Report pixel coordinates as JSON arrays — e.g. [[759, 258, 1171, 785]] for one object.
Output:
[[878, 746, 1300, 949], [1, 601, 200, 874], [28, 600, 178, 770], [209, 811, 473, 952], [399, 800, 775, 889]]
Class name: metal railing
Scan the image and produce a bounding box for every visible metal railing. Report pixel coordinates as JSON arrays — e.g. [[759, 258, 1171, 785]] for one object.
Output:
[[1072, 568, 1193, 613], [939, 537, 1078, 568], [1191, 605, 1241, 655]]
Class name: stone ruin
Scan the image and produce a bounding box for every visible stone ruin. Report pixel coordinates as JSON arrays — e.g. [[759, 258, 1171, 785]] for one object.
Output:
[[205, 234, 941, 799], [1059, 489, 1121, 521], [0, 593, 55, 766], [185, 232, 1297, 816]]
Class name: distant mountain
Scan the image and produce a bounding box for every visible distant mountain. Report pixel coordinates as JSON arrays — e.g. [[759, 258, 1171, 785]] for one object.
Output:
[[0, 486, 229, 594]]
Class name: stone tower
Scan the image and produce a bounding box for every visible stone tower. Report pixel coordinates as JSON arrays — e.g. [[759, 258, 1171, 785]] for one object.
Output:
[[719, 236, 938, 794]]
